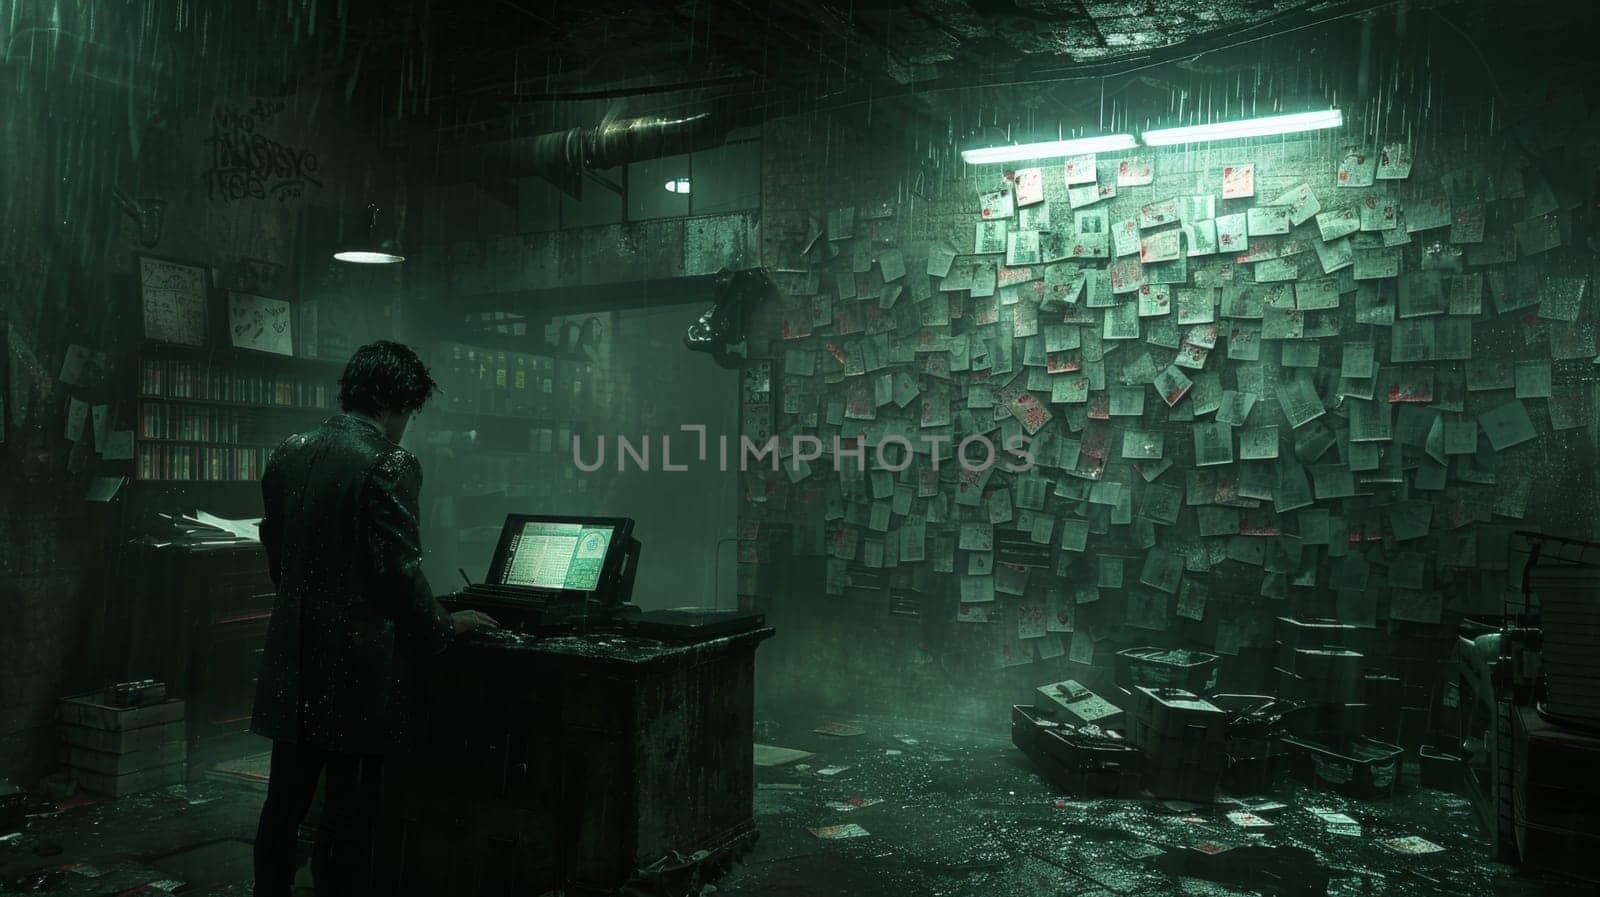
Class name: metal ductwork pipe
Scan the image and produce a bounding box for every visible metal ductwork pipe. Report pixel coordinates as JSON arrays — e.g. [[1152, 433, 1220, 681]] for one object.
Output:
[[446, 112, 725, 199]]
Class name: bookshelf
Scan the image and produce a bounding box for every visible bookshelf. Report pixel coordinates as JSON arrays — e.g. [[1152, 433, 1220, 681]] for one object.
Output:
[[413, 337, 607, 588], [133, 345, 345, 484]]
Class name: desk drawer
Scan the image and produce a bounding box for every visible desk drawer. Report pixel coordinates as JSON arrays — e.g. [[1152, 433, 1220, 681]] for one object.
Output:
[[191, 619, 268, 742]]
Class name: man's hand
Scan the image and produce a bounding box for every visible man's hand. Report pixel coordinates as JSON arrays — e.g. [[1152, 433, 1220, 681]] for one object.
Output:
[[452, 609, 501, 635]]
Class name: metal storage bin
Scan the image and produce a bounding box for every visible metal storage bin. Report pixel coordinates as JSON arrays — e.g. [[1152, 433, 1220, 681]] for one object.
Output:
[[1115, 647, 1220, 694], [1281, 734, 1404, 798]]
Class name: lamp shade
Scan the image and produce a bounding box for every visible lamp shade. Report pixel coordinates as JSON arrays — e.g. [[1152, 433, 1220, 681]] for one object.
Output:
[[333, 204, 405, 264]]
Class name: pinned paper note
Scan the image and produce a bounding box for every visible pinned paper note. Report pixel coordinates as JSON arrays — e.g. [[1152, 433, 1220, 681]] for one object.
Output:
[[1063, 155, 1097, 185], [1338, 147, 1377, 186], [1116, 157, 1154, 186], [979, 188, 1015, 220], [65, 397, 89, 442], [1009, 167, 1044, 206], [975, 221, 1007, 255], [1376, 142, 1412, 179], [1222, 164, 1254, 199]]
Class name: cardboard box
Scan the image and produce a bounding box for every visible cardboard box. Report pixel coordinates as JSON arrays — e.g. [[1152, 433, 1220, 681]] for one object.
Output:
[[60, 720, 185, 755], [59, 693, 185, 732], [59, 741, 187, 777], [70, 762, 186, 798]]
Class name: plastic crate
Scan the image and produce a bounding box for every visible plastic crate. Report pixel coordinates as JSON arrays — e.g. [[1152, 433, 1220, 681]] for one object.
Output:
[[1282, 734, 1403, 798], [1035, 753, 1143, 797], [1419, 744, 1465, 792], [1274, 616, 1363, 651], [1011, 705, 1065, 758], [1142, 753, 1223, 802], [1033, 680, 1124, 728], [1223, 736, 1289, 795], [1275, 666, 1362, 704], [1041, 728, 1143, 772], [1116, 647, 1220, 694], [1038, 729, 1144, 796], [1128, 687, 1228, 744], [1012, 707, 1142, 797]]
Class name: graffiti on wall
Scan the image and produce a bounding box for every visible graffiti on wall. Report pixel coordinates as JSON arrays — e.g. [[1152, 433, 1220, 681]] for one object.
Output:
[[202, 99, 322, 203]]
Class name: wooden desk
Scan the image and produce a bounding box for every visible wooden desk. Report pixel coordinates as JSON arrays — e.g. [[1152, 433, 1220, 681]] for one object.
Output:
[[377, 624, 772, 896], [107, 541, 274, 769]]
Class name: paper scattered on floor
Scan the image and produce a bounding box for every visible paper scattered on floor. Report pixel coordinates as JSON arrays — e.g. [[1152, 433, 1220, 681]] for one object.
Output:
[[825, 797, 884, 811], [809, 823, 871, 840], [1308, 808, 1362, 836], [1234, 799, 1287, 814], [1226, 811, 1274, 828], [816, 765, 852, 777], [814, 722, 866, 737], [753, 744, 815, 767], [1381, 835, 1444, 855], [892, 734, 919, 745]]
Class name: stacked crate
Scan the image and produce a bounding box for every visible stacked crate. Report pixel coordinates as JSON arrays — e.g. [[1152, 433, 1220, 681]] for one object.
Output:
[[1210, 694, 1294, 795], [1527, 566, 1600, 721], [58, 690, 187, 797], [1127, 687, 1227, 802], [1276, 648, 1365, 704], [1384, 620, 1457, 752], [1512, 705, 1600, 881], [1033, 679, 1124, 730], [1115, 647, 1220, 695], [1280, 734, 1404, 798], [1010, 705, 1144, 797]]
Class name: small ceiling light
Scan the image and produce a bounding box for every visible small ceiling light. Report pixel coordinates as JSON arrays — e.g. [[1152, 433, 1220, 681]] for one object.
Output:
[[333, 203, 405, 264], [960, 134, 1138, 165], [665, 177, 691, 194], [1142, 109, 1344, 146]]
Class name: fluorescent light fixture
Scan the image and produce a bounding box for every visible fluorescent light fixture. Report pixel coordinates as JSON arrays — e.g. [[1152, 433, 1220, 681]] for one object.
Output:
[[665, 177, 691, 194], [333, 246, 405, 264], [1142, 109, 1344, 146], [961, 133, 1138, 165]]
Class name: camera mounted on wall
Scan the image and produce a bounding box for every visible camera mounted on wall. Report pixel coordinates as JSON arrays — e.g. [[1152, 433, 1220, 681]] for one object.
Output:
[[684, 267, 771, 369]]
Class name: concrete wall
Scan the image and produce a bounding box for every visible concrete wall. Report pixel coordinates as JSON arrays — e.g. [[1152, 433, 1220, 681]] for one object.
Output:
[[743, 98, 1600, 727], [0, 55, 395, 780]]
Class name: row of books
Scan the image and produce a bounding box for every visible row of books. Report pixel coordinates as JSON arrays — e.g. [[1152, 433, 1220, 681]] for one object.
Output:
[[138, 359, 334, 409], [138, 402, 247, 444], [432, 343, 565, 417], [136, 444, 268, 482]]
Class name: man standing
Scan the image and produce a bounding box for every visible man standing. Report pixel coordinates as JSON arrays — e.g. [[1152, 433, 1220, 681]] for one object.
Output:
[[252, 340, 497, 896]]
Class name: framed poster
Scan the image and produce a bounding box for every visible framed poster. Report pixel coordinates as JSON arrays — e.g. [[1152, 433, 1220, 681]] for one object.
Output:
[[138, 255, 210, 347], [227, 292, 294, 356]]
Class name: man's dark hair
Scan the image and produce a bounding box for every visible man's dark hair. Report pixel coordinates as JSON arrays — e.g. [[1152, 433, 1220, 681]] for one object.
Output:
[[338, 340, 438, 416]]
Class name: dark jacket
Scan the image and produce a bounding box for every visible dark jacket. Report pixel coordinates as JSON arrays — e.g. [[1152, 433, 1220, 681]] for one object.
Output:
[[252, 413, 454, 754]]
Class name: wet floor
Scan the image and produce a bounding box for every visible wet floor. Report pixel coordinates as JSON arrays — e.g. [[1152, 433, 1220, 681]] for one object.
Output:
[[718, 713, 1583, 897], [0, 713, 1587, 895]]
